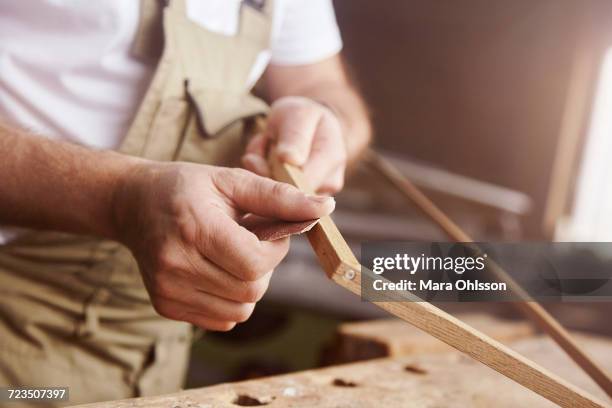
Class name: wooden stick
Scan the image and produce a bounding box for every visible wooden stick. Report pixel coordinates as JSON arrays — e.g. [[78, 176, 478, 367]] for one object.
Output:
[[364, 148, 612, 399], [269, 154, 607, 408]]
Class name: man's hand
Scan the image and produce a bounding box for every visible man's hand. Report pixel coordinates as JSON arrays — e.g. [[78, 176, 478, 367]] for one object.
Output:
[[113, 162, 334, 331], [244, 56, 371, 195], [242, 96, 347, 195]]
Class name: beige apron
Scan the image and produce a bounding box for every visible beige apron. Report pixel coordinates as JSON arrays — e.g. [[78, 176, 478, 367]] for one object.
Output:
[[0, 0, 273, 406]]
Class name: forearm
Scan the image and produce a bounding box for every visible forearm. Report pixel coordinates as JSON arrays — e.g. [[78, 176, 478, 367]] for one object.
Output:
[[0, 122, 142, 239]]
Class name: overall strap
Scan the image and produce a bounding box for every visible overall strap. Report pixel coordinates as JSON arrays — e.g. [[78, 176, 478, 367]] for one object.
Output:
[[122, 0, 275, 157], [168, 0, 187, 14], [174, 0, 275, 136], [131, 0, 167, 61], [239, 0, 274, 45]]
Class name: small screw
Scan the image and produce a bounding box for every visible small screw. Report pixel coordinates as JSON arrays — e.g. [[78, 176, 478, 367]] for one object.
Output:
[[344, 269, 356, 280]]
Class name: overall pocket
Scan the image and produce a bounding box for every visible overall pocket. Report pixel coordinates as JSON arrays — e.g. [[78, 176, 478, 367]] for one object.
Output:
[[174, 85, 268, 167]]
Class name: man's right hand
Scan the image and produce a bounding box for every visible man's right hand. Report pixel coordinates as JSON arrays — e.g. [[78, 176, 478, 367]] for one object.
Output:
[[112, 162, 335, 331]]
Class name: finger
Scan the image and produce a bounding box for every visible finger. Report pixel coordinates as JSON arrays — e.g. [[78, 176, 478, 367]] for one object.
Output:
[[227, 269, 273, 303], [242, 153, 270, 177], [196, 265, 273, 303], [182, 290, 257, 323], [185, 313, 237, 332], [317, 165, 345, 195], [154, 280, 257, 323], [198, 208, 290, 281], [242, 133, 271, 176], [270, 105, 322, 166], [213, 168, 335, 221], [173, 249, 274, 303], [302, 114, 346, 190], [152, 298, 238, 331], [245, 132, 268, 157]]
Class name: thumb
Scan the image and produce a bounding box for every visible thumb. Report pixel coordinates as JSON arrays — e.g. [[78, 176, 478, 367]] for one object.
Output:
[[214, 169, 335, 221]]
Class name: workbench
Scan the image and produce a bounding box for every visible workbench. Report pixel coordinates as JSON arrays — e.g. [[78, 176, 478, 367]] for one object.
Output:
[[73, 315, 612, 408]]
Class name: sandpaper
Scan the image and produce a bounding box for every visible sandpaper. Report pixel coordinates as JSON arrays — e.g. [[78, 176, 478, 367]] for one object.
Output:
[[240, 214, 319, 241]]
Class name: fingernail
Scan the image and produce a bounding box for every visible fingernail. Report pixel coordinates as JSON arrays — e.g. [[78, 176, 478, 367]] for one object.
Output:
[[307, 195, 335, 210], [277, 144, 304, 165]]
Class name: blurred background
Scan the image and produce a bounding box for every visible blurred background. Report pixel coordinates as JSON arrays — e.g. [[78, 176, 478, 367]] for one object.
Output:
[[187, 0, 612, 387]]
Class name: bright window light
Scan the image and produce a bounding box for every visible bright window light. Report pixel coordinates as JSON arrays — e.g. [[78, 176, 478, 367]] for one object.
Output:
[[565, 47, 612, 241]]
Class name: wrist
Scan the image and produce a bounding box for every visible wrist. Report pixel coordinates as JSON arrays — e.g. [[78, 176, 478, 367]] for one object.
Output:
[[107, 154, 152, 243]]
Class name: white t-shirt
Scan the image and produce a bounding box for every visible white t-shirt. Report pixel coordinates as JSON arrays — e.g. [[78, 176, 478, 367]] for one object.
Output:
[[0, 0, 342, 149], [0, 0, 342, 243]]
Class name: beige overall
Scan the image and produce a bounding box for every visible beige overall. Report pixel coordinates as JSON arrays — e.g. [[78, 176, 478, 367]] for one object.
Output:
[[0, 0, 273, 406]]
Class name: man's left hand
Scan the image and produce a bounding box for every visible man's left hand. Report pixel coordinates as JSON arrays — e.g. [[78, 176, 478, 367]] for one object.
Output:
[[241, 96, 347, 195]]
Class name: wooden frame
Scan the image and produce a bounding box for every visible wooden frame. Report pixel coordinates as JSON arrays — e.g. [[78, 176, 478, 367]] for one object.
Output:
[[269, 153, 607, 408]]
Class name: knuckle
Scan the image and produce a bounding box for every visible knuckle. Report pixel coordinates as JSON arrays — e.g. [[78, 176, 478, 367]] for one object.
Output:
[[214, 168, 257, 197], [215, 166, 234, 181], [242, 255, 272, 281], [228, 167, 250, 180], [240, 262, 265, 282], [156, 246, 178, 271], [239, 268, 257, 282], [153, 278, 175, 299], [240, 280, 267, 303], [177, 216, 198, 244], [212, 167, 241, 192], [271, 182, 295, 199], [168, 193, 189, 217]]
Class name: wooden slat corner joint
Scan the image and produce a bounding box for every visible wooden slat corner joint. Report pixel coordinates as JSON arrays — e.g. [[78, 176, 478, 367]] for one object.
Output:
[[268, 150, 360, 279]]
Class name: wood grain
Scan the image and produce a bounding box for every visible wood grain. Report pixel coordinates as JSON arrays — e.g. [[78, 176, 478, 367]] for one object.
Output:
[[70, 332, 612, 408], [71, 325, 612, 408], [269, 155, 607, 408], [268, 152, 357, 279]]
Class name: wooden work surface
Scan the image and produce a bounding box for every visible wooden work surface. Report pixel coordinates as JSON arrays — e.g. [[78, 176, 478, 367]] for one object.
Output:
[[74, 319, 612, 408]]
